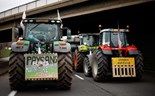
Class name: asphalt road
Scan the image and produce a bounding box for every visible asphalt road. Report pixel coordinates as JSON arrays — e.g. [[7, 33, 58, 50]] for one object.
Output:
[[0, 57, 9, 75], [0, 71, 155, 96]]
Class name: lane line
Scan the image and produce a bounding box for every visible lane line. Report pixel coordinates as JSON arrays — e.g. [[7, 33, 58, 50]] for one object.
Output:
[[8, 90, 17, 96], [7, 75, 84, 96], [75, 74, 84, 80]]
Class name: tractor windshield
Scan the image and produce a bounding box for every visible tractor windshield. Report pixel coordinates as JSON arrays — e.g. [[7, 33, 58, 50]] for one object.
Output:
[[25, 23, 59, 42], [81, 35, 99, 46], [111, 32, 128, 47], [102, 31, 128, 48]]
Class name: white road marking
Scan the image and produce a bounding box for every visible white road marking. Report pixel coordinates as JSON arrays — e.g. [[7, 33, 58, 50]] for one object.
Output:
[[75, 74, 84, 80], [8, 90, 17, 96]]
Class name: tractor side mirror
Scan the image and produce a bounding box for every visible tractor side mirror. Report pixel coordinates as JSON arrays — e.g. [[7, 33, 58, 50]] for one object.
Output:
[[13, 28, 19, 39], [62, 27, 71, 39], [67, 29, 71, 39]]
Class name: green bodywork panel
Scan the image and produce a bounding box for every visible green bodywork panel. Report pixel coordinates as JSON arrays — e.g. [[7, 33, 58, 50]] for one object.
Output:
[[54, 41, 61, 46], [78, 33, 99, 52], [24, 53, 58, 80], [17, 40, 30, 45], [22, 40, 30, 45], [78, 45, 98, 52]]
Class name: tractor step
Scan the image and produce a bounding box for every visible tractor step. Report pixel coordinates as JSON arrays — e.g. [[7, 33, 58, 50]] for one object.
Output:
[[112, 57, 136, 77]]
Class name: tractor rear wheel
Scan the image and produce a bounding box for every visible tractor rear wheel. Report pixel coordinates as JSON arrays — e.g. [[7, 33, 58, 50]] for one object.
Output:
[[92, 49, 108, 82], [9, 52, 27, 90], [74, 49, 85, 72], [56, 53, 73, 89], [83, 56, 92, 77], [135, 52, 144, 80]]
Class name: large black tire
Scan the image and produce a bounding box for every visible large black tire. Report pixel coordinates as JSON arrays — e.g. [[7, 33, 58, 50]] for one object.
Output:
[[92, 49, 109, 82], [74, 49, 85, 72], [9, 52, 27, 90], [135, 52, 144, 80], [83, 56, 92, 77], [71, 52, 75, 66], [56, 53, 73, 90]]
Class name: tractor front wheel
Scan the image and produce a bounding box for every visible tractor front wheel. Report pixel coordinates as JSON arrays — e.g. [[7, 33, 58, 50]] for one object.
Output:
[[83, 56, 92, 77], [9, 52, 27, 90], [56, 53, 73, 89], [74, 49, 85, 72]]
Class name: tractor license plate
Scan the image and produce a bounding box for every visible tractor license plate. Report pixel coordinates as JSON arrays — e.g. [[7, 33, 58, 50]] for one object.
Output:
[[112, 57, 135, 65], [24, 53, 58, 80], [112, 57, 136, 77]]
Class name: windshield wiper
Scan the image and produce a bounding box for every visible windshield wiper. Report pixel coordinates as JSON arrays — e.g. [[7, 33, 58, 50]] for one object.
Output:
[[28, 24, 40, 33]]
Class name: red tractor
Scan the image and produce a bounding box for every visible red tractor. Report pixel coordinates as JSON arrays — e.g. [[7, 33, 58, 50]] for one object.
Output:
[[84, 28, 144, 81]]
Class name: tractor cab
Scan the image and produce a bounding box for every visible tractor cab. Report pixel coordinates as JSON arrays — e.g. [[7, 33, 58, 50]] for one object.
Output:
[[22, 18, 62, 42], [100, 29, 129, 48], [99, 28, 134, 57]]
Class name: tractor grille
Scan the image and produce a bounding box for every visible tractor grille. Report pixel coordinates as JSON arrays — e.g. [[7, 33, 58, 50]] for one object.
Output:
[[30, 42, 52, 53], [112, 57, 136, 77]]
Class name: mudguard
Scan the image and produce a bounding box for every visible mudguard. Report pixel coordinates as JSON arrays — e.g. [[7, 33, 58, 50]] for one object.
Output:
[[11, 42, 30, 52], [53, 41, 71, 53]]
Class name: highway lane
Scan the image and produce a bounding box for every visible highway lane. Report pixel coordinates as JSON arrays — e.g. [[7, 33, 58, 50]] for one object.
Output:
[[0, 73, 10, 96], [0, 71, 155, 96]]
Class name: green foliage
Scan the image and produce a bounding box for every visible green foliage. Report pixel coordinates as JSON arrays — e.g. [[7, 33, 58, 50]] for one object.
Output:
[[0, 48, 11, 58]]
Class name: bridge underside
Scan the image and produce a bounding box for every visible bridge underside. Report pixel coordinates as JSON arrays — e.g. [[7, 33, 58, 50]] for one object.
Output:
[[0, 29, 12, 43]]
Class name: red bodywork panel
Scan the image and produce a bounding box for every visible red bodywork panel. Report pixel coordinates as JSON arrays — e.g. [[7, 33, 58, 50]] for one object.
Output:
[[100, 45, 137, 56]]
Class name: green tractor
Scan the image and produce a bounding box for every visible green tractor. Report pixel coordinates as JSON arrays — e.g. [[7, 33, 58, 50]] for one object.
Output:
[[84, 28, 144, 81], [73, 33, 99, 72], [9, 18, 73, 90]]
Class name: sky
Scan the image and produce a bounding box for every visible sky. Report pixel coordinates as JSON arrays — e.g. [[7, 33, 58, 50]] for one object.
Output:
[[0, 0, 35, 12]]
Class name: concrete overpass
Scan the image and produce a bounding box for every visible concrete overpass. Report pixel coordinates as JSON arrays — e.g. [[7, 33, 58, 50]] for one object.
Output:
[[0, 0, 154, 35], [0, 0, 155, 71]]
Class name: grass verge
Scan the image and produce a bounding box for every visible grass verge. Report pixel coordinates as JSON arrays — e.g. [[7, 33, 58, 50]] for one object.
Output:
[[0, 48, 11, 58]]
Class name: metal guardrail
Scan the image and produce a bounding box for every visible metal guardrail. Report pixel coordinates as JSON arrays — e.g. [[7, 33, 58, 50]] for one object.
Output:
[[0, 0, 62, 19]]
